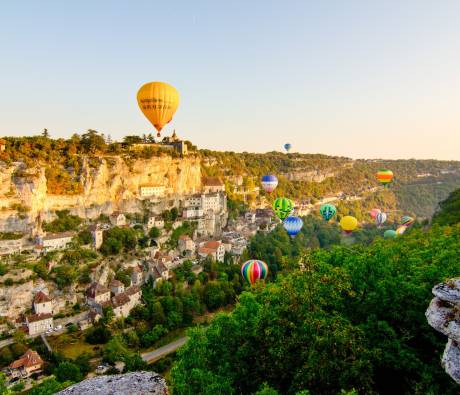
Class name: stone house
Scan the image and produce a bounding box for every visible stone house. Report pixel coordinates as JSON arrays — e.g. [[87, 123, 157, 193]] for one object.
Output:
[[111, 286, 142, 319], [6, 350, 43, 379], [33, 291, 53, 315], [202, 177, 225, 193], [139, 185, 165, 198], [130, 266, 143, 286], [147, 216, 164, 229], [26, 313, 53, 336], [109, 212, 126, 227], [198, 240, 226, 262], [109, 280, 125, 295], [178, 235, 195, 255], [86, 283, 111, 306], [41, 231, 74, 252], [89, 224, 103, 250]]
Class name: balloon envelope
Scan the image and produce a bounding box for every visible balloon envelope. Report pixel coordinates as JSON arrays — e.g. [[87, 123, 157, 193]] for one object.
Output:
[[396, 225, 407, 235], [376, 169, 394, 186], [369, 208, 381, 219], [401, 215, 415, 227], [261, 174, 278, 193], [241, 259, 269, 285], [283, 216, 303, 237], [320, 204, 337, 221], [272, 197, 294, 220], [340, 216, 358, 234], [137, 81, 180, 137], [384, 229, 398, 238], [376, 212, 387, 226], [284, 143, 292, 152]]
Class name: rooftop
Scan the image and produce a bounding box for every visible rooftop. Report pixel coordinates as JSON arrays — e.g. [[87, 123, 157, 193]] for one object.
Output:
[[34, 291, 51, 303], [42, 231, 74, 241], [9, 350, 43, 369], [26, 313, 52, 323], [202, 176, 224, 187], [87, 283, 110, 298]]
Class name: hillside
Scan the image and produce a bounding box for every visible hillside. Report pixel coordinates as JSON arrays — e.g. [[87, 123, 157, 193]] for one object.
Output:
[[1, 133, 459, 234]]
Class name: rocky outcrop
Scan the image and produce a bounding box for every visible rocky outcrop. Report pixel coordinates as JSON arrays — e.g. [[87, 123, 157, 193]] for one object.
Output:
[[0, 156, 202, 232], [56, 371, 168, 395], [426, 278, 460, 384]]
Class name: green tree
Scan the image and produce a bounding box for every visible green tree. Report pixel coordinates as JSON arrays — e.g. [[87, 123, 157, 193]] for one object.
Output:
[[54, 361, 82, 383]]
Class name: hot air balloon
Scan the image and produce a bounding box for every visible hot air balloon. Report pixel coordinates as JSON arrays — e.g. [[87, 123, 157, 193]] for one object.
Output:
[[273, 197, 294, 221], [137, 81, 180, 137], [320, 204, 337, 222], [261, 175, 278, 193], [384, 229, 397, 238], [241, 259, 269, 285], [396, 225, 407, 235], [401, 215, 415, 227], [284, 143, 292, 153], [369, 208, 381, 219], [283, 216, 303, 237], [340, 216, 358, 234], [376, 212, 387, 227], [376, 169, 394, 186]]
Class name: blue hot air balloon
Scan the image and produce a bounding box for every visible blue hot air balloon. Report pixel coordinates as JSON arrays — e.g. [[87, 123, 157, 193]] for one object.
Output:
[[284, 143, 292, 153], [261, 174, 278, 193], [283, 216, 303, 237]]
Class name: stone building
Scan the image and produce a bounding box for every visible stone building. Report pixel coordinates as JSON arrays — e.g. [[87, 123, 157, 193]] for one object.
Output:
[[86, 283, 111, 306], [41, 231, 74, 252], [6, 350, 43, 379], [89, 224, 103, 250], [109, 212, 126, 227], [33, 291, 53, 315], [26, 313, 53, 336]]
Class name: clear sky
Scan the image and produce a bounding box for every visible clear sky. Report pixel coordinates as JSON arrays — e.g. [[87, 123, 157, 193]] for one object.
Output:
[[0, 1, 459, 159]]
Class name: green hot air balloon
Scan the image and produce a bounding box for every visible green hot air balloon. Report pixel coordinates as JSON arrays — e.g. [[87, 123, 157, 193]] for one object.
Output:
[[320, 204, 337, 222], [384, 229, 397, 239], [272, 197, 294, 220]]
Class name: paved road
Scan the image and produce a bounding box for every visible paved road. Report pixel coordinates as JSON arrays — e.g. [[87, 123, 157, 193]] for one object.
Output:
[[0, 338, 14, 350], [141, 337, 188, 363]]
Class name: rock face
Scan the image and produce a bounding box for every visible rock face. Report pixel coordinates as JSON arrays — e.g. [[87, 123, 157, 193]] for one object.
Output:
[[0, 156, 202, 232], [56, 371, 168, 395], [426, 278, 460, 385]]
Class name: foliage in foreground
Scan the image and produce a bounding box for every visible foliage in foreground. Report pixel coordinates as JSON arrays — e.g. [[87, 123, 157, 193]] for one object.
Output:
[[171, 225, 460, 394]]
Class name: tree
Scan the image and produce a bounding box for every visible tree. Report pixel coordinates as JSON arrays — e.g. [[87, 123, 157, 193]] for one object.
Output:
[[148, 226, 161, 238], [85, 326, 112, 344], [29, 378, 69, 395], [432, 188, 460, 226], [42, 128, 49, 138], [80, 129, 106, 153], [103, 336, 130, 364], [54, 361, 82, 383]]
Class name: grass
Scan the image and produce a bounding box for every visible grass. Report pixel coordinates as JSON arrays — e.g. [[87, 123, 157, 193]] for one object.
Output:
[[47, 331, 102, 359]]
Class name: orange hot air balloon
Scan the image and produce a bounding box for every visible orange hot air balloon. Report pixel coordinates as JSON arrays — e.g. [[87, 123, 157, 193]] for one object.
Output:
[[137, 82, 180, 137]]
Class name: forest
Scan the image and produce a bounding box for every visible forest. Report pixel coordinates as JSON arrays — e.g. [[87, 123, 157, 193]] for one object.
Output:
[[170, 189, 460, 395]]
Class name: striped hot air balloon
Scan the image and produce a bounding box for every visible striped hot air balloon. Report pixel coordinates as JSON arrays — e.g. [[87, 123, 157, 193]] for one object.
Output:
[[241, 260, 269, 285], [396, 225, 407, 235], [376, 212, 387, 227], [261, 174, 278, 193], [320, 204, 337, 221], [376, 169, 394, 186], [369, 208, 381, 219], [272, 197, 294, 220], [401, 215, 415, 227], [283, 216, 303, 237]]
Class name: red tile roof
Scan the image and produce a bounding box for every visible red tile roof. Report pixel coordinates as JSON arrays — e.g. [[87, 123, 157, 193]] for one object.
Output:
[[202, 240, 221, 250], [9, 350, 43, 369], [86, 283, 110, 298], [34, 291, 51, 303], [26, 313, 52, 323], [109, 280, 124, 287], [202, 177, 224, 186]]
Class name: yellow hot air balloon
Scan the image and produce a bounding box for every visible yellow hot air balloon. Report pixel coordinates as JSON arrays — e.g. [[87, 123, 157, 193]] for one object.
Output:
[[137, 82, 180, 137], [340, 215, 358, 234]]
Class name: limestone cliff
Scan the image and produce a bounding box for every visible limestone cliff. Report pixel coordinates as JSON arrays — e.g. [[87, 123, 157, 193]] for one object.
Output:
[[56, 372, 168, 394], [426, 278, 460, 385], [0, 156, 202, 232]]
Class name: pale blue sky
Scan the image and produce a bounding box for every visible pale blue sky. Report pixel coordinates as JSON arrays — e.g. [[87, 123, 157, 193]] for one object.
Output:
[[0, 1, 459, 159]]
